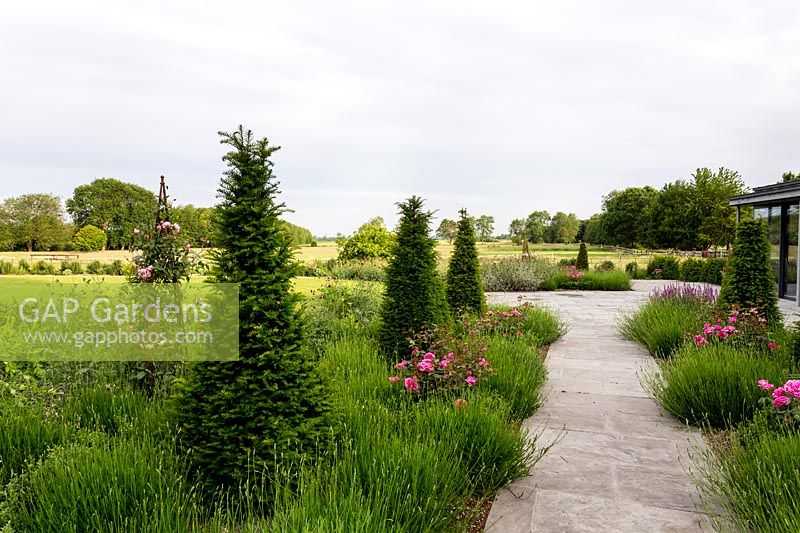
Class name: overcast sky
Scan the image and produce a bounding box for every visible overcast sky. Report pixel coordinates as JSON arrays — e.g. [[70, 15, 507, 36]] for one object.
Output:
[[1, 1, 798, 236]]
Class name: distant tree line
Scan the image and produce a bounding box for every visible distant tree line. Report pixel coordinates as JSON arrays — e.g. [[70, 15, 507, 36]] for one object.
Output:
[[582, 167, 747, 250], [507, 211, 581, 245], [436, 214, 495, 242], [0, 177, 315, 251]]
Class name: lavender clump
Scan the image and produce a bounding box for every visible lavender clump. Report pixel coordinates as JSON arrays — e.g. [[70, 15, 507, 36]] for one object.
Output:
[[650, 282, 718, 303]]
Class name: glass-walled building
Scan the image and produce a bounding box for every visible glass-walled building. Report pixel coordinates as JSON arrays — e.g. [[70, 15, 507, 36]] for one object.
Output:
[[730, 182, 800, 305]]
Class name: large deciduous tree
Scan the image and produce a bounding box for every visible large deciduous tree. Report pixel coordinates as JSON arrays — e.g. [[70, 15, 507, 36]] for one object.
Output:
[[548, 212, 581, 243], [436, 218, 458, 243], [0, 194, 67, 251], [525, 211, 550, 244], [177, 126, 328, 495], [66, 178, 156, 249], [473, 215, 495, 241], [601, 186, 658, 248]]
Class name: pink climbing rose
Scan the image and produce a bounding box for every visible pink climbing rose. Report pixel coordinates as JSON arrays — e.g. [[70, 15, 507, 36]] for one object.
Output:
[[404, 377, 419, 392], [465, 375, 477, 387]]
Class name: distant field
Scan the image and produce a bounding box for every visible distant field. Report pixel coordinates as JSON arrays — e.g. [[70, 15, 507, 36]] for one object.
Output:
[[293, 241, 654, 269], [0, 241, 655, 271], [0, 274, 362, 296]]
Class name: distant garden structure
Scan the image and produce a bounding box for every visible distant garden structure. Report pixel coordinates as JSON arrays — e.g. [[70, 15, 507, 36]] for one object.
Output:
[[730, 181, 800, 304]]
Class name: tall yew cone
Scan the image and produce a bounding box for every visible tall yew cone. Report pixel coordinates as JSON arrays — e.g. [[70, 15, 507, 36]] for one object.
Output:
[[177, 126, 328, 495], [576, 242, 589, 270], [446, 208, 485, 316], [379, 196, 449, 358], [719, 218, 780, 324]]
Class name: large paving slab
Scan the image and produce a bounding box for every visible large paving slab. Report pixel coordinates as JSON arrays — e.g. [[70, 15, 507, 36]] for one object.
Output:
[[484, 282, 719, 533]]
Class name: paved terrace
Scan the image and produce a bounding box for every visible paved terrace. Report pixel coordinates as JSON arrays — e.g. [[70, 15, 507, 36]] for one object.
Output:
[[484, 281, 798, 532]]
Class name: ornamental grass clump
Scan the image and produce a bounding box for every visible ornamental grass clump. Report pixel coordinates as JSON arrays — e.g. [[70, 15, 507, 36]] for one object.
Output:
[[620, 283, 716, 358], [644, 342, 795, 428], [445, 208, 485, 316], [177, 126, 329, 497], [700, 425, 800, 530]]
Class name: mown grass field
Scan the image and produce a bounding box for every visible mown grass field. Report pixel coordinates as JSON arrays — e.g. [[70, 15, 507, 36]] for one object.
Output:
[[295, 241, 654, 268]]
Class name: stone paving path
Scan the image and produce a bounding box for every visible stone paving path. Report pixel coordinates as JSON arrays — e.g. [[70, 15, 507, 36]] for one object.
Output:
[[484, 281, 716, 533]]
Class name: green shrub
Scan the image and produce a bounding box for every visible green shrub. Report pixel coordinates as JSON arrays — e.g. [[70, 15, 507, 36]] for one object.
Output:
[[556, 257, 576, 268], [595, 260, 615, 272], [575, 243, 589, 270], [545, 269, 631, 291], [177, 126, 329, 496], [86, 260, 103, 275], [327, 260, 386, 282], [703, 258, 726, 284], [646, 255, 680, 279], [3, 434, 199, 533], [72, 224, 107, 251], [679, 257, 704, 282], [620, 296, 710, 358], [379, 196, 449, 358], [59, 260, 83, 274], [337, 217, 395, 261], [645, 343, 795, 428], [0, 261, 18, 275], [446, 208, 485, 316], [481, 256, 555, 292], [701, 427, 800, 530], [719, 219, 780, 323], [30, 260, 56, 275], [17, 259, 30, 273], [303, 281, 383, 354], [102, 259, 126, 276]]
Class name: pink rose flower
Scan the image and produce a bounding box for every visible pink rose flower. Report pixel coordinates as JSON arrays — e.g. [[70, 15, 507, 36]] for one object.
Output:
[[773, 395, 791, 409], [773, 387, 786, 399], [757, 379, 775, 391], [423, 352, 435, 360], [388, 376, 400, 383], [133, 228, 140, 235], [728, 316, 737, 323], [783, 380, 800, 398], [411, 347, 419, 357], [417, 360, 435, 373], [395, 361, 407, 370], [768, 342, 778, 351], [173, 223, 181, 234], [478, 357, 490, 368], [694, 335, 707, 347], [455, 398, 466, 408], [465, 375, 477, 387], [404, 377, 419, 392], [439, 359, 450, 369]]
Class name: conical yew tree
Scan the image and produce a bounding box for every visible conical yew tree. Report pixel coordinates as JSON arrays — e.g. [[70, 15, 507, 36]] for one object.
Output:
[[379, 196, 449, 358], [719, 218, 780, 324], [576, 242, 589, 270], [446, 208, 485, 316], [177, 126, 328, 494]]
